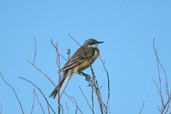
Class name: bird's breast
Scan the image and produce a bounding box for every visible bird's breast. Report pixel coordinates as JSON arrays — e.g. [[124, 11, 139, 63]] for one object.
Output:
[[93, 49, 99, 59], [72, 48, 99, 73]]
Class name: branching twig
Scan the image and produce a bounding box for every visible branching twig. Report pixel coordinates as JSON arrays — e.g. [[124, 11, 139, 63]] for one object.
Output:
[[100, 56, 110, 113], [90, 65, 104, 114], [0, 73, 25, 114], [153, 38, 171, 114], [28, 36, 110, 114], [80, 71, 104, 114], [28, 39, 56, 87], [51, 39, 61, 73], [34, 90, 45, 114], [19, 77, 56, 114], [64, 92, 83, 114], [27, 60, 56, 87], [153, 39, 165, 107], [51, 38, 62, 114]]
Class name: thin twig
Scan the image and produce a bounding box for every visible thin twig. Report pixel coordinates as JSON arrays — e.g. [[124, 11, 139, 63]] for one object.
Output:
[[153, 39, 165, 107], [27, 60, 56, 87], [51, 39, 61, 114], [153, 39, 169, 97], [138, 101, 145, 114], [153, 38, 171, 114], [79, 86, 94, 113], [65, 102, 69, 114], [0, 73, 25, 114], [80, 71, 104, 114], [60, 105, 64, 114], [90, 65, 104, 114], [64, 92, 83, 114], [90, 67, 95, 114], [30, 89, 36, 114], [33, 38, 37, 65], [50, 38, 72, 97], [158, 56, 170, 97], [28, 39, 56, 87], [51, 39, 61, 74], [153, 79, 160, 95], [34, 90, 45, 114], [162, 95, 171, 114], [19, 77, 56, 114], [91, 87, 95, 114], [67, 33, 81, 47], [100, 56, 110, 114]]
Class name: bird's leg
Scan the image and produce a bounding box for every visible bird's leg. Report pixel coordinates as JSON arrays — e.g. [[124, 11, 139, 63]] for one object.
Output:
[[78, 71, 91, 81]]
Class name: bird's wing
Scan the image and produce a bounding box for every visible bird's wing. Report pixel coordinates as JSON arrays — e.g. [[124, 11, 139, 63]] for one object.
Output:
[[60, 47, 95, 71]]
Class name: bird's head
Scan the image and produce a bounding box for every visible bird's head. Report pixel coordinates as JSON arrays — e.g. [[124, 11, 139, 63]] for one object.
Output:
[[83, 39, 104, 48]]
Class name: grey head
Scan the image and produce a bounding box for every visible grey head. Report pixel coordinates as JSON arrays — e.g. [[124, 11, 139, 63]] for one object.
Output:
[[83, 39, 104, 47]]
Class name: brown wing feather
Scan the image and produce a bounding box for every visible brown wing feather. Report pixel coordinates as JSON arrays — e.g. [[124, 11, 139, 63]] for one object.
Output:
[[60, 46, 95, 72]]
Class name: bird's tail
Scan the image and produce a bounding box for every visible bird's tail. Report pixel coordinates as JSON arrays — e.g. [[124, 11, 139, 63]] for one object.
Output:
[[49, 71, 72, 99]]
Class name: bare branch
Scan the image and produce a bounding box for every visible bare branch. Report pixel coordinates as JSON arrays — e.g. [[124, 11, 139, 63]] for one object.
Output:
[[30, 37, 110, 114], [153, 39, 169, 97], [99, 56, 110, 113], [51, 39, 61, 73], [153, 38, 171, 114], [34, 90, 45, 114], [162, 95, 171, 114], [51, 38, 62, 114], [65, 102, 69, 114], [79, 86, 94, 113], [64, 92, 83, 114], [67, 33, 81, 47], [157, 55, 170, 97], [91, 88, 95, 114], [27, 60, 56, 87], [50, 39, 72, 100], [80, 71, 104, 114], [153, 39, 165, 107], [138, 101, 145, 114], [19, 77, 56, 114], [30, 89, 36, 114], [0, 73, 25, 114], [28, 38, 56, 87], [33, 38, 37, 65], [90, 65, 104, 114], [153, 79, 160, 95]]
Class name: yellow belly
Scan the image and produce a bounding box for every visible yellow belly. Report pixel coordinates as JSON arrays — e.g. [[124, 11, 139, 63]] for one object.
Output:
[[72, 49, 99, 73]]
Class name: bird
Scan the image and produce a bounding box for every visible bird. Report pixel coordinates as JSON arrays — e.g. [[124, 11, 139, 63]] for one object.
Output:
[[49, 38, 103, 98]]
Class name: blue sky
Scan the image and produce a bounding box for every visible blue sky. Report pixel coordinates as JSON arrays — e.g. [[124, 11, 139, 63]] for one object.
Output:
[[0, 0, 171, 114]]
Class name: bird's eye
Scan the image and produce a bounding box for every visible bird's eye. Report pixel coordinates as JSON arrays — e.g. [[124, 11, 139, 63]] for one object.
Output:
[[89, 41, 93, 45], [89, 40, 96, 45]]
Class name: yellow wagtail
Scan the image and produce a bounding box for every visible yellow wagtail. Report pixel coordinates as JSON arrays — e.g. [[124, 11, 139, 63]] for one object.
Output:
[[49, 39, 103, 98]]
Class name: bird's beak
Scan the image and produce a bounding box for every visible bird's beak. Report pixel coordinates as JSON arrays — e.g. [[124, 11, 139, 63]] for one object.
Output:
[[97, 41, 104, 44]]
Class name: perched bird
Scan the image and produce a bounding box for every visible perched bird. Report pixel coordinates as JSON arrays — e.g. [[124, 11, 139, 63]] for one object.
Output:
[[49, 39, 103, 98]]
